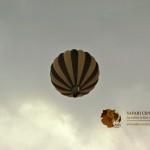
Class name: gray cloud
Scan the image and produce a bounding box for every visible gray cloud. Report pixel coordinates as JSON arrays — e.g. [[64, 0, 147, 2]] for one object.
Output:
[[0, 100, 150, 150]]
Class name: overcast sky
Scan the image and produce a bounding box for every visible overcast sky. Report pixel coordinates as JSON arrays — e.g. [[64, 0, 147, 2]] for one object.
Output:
[[0, 0, 150, 150]]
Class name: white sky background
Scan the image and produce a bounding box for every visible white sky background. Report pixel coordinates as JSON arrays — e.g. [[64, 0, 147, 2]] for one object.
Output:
[[0, 0, 150, 149]]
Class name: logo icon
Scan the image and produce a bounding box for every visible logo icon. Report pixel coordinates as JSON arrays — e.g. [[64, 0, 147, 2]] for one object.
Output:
[[101, 109, 121, 128]]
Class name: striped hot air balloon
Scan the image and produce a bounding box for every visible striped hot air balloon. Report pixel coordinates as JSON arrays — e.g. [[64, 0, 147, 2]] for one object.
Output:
[[50, 49, 100, 97]]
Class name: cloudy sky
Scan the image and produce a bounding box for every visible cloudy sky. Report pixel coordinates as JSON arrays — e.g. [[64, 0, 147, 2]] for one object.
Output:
[[0, 0, 150, 149]]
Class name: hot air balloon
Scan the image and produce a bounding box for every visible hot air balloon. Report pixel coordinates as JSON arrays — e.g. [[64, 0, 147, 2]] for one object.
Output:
[[50, 49, 100, 97]]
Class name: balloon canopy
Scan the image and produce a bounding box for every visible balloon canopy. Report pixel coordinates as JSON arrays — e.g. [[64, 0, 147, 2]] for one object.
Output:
[[50, 49, 100, 98]]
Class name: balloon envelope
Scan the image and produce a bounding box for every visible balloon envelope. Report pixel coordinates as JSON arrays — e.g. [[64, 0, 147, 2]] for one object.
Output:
[[50, 49, 100, 97]]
